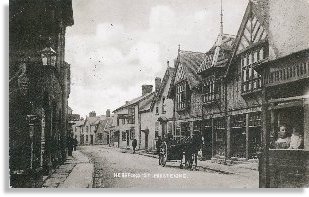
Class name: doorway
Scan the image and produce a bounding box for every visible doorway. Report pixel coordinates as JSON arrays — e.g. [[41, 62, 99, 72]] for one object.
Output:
[[202, 127, 212, 160]]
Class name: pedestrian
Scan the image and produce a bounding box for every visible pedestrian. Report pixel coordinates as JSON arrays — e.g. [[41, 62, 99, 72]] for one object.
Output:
[[156, 136, 162, 155], [68, 135, 74, 156], [132, 138, 137, 154], [73, 137, 78, 151]]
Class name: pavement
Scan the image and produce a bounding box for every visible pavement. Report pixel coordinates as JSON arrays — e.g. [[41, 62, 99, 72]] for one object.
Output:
[[42, 150, 94, 188]]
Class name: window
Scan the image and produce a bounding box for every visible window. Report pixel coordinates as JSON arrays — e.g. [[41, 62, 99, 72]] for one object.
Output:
[[86, 126, 89, 132], [130, 130, 135, 140], [86, 135, 89, 142], [98, 133, 103, 140], [155, 122, 159, 137], [202, 75, 221, 103], [127, 108, 135, 124], [122, 132, 126, 141], [155, 106, 159, 115], [167, 122, 173, 134], [241, 46, 267, 93], [176, 81, 189, 111], [162, 97, 166, 114], [122, 119, 125, 125]]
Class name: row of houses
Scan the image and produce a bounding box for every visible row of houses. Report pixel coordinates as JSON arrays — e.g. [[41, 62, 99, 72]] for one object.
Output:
[[71, 110, 114, 146], [109, 0, 309, 166]]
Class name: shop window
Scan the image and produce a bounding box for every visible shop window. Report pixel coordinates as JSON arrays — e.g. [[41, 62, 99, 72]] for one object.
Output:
[[180, 122, 190, 137], [214, 118, 225, 156], [231, 114, 246, 128], [270, 107, 304, 150]]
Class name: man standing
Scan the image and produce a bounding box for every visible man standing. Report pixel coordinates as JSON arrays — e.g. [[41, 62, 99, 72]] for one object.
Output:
[[132, 138, 137, 154]]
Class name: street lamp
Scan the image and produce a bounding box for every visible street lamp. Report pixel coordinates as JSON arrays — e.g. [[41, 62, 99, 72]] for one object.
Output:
[[40, 47, 57, 67]]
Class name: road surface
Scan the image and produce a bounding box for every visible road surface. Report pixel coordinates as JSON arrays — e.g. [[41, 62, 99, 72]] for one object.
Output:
[[79, 145, 258, 189]]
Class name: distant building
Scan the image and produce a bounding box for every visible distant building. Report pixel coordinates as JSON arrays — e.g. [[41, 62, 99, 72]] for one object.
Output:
[[113, 85, 154, 149]]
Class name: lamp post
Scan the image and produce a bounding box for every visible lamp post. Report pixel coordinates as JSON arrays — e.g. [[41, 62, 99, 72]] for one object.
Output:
[[40, 47, 57, 67], [40, 46, 57, 173]]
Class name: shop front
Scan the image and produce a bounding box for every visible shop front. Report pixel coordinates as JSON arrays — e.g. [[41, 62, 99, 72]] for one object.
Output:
[[259, 50, 309, 188]]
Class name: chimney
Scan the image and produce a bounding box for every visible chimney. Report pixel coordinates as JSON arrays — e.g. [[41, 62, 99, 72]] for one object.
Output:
[[167, 60, 170, 67], [125, 101, 130, 105], [89, 111, 96, 117], [142, 85, 153, 96], [106, 109, 110, 117], [155, 77, 161, 92]]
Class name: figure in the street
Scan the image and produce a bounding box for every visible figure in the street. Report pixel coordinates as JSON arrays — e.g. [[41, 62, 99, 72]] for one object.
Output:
[[156, 136, 162, 155], [132, 138, 137, 154], [73, 137, 78, 151], [68, 135, 74, 156]]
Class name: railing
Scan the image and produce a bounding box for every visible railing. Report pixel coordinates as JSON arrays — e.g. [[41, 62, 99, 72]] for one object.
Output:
[[265, 61, 309, 86], [241, 78, 262, 94], [202, 92, 220, 104]]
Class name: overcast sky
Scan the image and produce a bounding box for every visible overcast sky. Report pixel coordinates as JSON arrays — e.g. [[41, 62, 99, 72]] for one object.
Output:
[[66, 0, 248, 118]]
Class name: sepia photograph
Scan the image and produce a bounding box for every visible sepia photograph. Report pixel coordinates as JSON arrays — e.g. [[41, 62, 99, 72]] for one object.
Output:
[[7, 0, 309, 189]]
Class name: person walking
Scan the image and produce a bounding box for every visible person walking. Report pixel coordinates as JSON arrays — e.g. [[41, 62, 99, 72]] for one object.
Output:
[[132, 138, 137, 154], [67, 135, 74, 156]]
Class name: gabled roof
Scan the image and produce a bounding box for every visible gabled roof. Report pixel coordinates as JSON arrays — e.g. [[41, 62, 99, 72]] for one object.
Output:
[[150, 66, 175, 111], [113, 92, 154, 113], [98, 116, 114, 132], [84, 115, 106, 126], [199, 34, 235, 73], [74, 120, 85, 127], [224, 0, 270, 77], [168, 50, 204, 98], [139, 92, 155, 112]]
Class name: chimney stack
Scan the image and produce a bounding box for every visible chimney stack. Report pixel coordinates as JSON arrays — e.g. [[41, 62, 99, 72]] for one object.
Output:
[[142, 85, 153, 96], [89, 111, 96, 117], [106, 109, 110, 117], [155, 77, 161, 92]]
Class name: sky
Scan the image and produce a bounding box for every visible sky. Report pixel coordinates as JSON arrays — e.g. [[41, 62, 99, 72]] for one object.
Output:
[[66, 0, 248, 118]]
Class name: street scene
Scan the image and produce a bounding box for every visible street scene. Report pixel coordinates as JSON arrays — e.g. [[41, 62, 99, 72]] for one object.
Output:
[[9, 0, 309, 189]]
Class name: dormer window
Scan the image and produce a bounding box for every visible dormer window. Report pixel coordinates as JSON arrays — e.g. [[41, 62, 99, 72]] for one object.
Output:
[[202, 75, 221, 104], [176, 81, 189, 111]]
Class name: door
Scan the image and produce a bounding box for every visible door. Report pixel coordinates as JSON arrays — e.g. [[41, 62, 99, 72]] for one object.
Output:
[[126, 131, 130, 147], [145, 133, 148, 150], [202, 127, 212, 160], [161, 122, 167, 138], [90, 135, 94, 145]]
